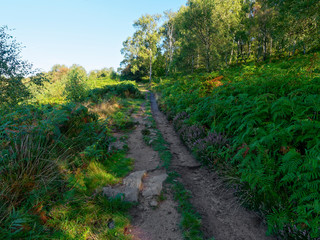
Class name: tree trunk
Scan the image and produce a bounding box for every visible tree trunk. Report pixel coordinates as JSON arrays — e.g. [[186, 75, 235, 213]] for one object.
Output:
[[192, 55, 194, 74], [236, 40, 240, 64], [167, 25, 174, 76], [269, 37, 273, 62], [149, 49, 152, 84], [197, 48, 200, 69], [205, 42, 211, 72], [292, 40, 297, 55], [229, 38, 235, 64], [263, 35, 267, 61], [165, 53, 168, 77]]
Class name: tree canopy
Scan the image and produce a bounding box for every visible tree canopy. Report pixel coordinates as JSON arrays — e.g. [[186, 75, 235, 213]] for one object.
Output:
[[121, 14, 162, 81], [121, 0, 320, 78], [0, 26, 36, 105]]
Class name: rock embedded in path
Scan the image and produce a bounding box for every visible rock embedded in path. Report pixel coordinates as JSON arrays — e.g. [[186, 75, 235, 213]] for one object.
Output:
[[142, 173, 168, 197], [102, 187, 123, 200], [149, 199, 158, 207], [123, 170, 146, 190], [102, 170, 146, 202], [122, 186, 140, 202]]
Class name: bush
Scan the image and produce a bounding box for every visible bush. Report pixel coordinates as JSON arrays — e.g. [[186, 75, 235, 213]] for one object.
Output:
[[64, 66, 88, 102], [87, 81, 144, 103], [0, 26, 40, 105]]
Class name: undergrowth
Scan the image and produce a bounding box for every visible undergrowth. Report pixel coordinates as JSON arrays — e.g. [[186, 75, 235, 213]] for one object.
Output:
[[0, 80, 144, 239], [153, 52, 320, 239]]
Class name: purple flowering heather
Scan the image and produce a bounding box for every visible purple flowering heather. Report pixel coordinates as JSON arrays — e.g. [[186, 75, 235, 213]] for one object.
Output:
[[179, 124, 207, 149], [173, 112, 190, 131], [172, 111, 227, 165], [173, 112, 190, 122], [193, 131, 228, 164]]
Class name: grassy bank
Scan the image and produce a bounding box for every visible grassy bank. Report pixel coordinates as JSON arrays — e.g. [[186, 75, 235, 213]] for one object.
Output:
[[0, 80, 144, 239]]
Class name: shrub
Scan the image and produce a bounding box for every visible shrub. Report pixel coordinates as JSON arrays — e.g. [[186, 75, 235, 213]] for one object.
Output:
[[64, 66, 88, 102], [87, 81, 144, 102], [0, 26, 39, 105]]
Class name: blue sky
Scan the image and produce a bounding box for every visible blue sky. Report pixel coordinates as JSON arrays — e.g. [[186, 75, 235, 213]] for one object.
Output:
[[0, 0, 186, 73]]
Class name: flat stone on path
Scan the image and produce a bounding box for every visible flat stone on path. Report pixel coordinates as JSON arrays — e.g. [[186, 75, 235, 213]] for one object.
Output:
[[123, 170, 146, 190], [102, 170, 146, 202], [142, 173, 168, 198], [149, 199, 158, 207], [102, 187, 123, 199], [122, 186, 140, 202]]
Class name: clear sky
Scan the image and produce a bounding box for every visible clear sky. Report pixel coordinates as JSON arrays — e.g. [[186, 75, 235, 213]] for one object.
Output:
[[0, 0, 186, 73]]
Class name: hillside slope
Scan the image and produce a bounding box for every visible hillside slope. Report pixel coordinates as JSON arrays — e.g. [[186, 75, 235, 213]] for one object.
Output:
[[153, 52, 320, 239]]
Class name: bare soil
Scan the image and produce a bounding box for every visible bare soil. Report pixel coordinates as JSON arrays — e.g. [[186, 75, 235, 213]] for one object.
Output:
[[127, 103, 183, 240], [150, 93, 275, 240]]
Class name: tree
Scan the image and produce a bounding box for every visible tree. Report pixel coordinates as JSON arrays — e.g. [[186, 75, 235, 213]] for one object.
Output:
[[49, 64, 69, 82], [183, 0, 216, 72], [162, 11, 177, 75], [64, 65, 88, 102], [169, 5, 200, 73], [0, 26, 36, 105], [121, 14, 162, 82], [267, 0, 320, 54], [121, 0, 319, 76], [171, 0, 242, 72]]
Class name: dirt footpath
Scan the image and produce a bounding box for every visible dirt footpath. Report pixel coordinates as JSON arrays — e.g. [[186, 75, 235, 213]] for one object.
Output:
[[150, 93, 274, 240], [127, 103, 183, 240]]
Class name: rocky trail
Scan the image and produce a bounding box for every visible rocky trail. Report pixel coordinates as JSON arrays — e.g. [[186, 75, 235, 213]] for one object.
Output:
[[104, 101, 183, 239], [104, 92, 275, 240], [126, 103, 182, 240]]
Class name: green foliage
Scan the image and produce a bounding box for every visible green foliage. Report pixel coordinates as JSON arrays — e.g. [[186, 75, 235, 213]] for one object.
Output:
[[0, 26, 39, 105], [154, 52, 320, 239], [0, 82, 139, 238], [87, 81, 144, 102], [30, 65, 118, 104], [64, 65, 88, 102], [120, 14, 162, 81], [121, 0, 319, 77], [172, 181, 203, 240], [89, 67, 117, 80]]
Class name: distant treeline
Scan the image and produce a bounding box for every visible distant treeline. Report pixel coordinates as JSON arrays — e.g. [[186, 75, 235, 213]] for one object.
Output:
[[120, 0, 320, 79]]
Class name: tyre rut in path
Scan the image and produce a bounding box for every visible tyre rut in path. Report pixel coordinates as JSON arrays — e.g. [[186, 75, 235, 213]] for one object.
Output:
[[127, 103, 183, 240], [150, 93, 275, 240]]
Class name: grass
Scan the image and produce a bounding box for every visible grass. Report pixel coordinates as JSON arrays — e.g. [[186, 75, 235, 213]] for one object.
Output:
[[48, 195, 132, 239], [87, 97, 121, 120], [0, 79, 145, 239]]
